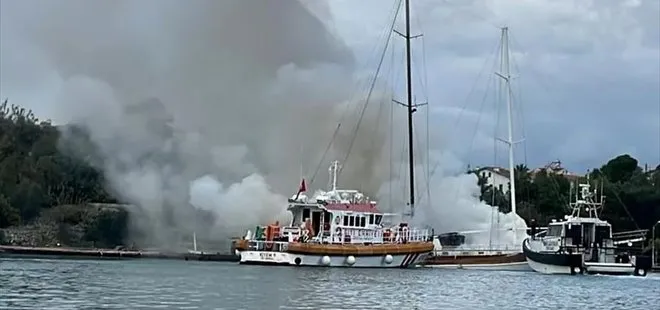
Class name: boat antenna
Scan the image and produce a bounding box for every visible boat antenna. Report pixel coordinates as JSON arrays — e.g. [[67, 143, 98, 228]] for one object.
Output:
[[494, 27, 522, 245]]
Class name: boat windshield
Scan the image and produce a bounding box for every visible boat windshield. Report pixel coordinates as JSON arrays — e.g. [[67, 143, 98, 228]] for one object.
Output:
[[547, 224, 563, 237]]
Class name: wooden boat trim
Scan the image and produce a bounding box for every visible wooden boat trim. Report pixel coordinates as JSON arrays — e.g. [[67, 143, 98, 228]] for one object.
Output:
[[423, 252, 525, 265]]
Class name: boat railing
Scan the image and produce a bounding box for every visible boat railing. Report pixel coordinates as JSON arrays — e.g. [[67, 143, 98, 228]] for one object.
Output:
[[244, 228, 432, 251], [435, 244, 520, 254], [323, 227, 431, 244], [246, 240, 290, 252]]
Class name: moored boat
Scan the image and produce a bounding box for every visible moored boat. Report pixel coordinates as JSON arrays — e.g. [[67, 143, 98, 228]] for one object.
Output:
[[523, 178, 652, 276], [421, 27, 530, 272], [234, 161, 434, 268], [423, 232, 529, 271]]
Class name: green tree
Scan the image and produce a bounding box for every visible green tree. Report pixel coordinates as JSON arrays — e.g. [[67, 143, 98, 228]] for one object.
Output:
[[0, 100, 127, 246]]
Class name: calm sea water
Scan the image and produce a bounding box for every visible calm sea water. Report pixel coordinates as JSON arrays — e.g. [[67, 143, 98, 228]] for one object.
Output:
[[1, 258, 658, 310]]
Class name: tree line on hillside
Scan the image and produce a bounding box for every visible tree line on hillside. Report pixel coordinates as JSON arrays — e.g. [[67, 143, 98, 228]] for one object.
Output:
[[0, 100, 124, 247], [1, 100, 659, 247], [477, 156, 660, 233]]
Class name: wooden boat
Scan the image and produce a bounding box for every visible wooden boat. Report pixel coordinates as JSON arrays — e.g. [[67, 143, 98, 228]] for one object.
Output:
[[423, 231, 529, 271], [421, 27, 529, 271], [234, 161, 434, 268]]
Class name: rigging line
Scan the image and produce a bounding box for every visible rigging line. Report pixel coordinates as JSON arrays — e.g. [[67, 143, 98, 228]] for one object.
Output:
[[341, 0, 402, 132], [508, 41, 528, 167], [338, 0, 402, 177], [409, 0, 431, 206], [422, 51, 431, 209], [468, 56, 499, 166], [507, 30, 569, 207], [411, 0, 429, 99], [451, 36, 502, 133], [413, 115, 428, 204], [427, 38, 500, 180], [309, 123, 341, 185], [602, 178, 641, 230], [389, 30, 397, 208], [310, 0, 401, 186], [509, 53, 533, 207], [398, 133, 408, 202]]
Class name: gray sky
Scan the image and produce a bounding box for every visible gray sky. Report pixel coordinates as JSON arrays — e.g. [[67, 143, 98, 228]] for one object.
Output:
[[1, 0, 659, 174], [327, 0, 660, 173]]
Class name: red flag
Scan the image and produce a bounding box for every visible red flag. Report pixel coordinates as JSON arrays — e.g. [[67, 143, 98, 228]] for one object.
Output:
[[294, 179, 306, 200]]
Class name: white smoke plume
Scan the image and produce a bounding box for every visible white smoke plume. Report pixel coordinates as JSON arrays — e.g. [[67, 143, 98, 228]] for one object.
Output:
[[1, 0, 526, 250], [0, 0, 405, 249]]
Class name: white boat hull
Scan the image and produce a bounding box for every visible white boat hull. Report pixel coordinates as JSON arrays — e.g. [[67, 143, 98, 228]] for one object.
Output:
[[526, 256, 575, 275], [584, 262, 642, 276], [239, 250, 428, 268], [423, 261, 531, 271]]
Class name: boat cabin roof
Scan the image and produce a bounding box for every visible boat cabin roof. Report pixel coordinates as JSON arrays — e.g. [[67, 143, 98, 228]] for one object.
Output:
[[549, 216, 610, 227], [288, 188, 381, 214]]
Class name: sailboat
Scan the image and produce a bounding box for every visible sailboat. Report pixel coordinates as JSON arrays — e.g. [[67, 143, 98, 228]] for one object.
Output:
[[233, 0, 435, 268], [422, 27, 530, 271]]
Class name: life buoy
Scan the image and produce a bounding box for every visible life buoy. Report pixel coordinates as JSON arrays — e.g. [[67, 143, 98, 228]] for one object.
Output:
[[335, 216, 341, 225]]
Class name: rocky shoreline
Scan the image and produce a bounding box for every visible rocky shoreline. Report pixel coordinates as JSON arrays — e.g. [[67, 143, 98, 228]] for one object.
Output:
[[0, 204, 128, 248]]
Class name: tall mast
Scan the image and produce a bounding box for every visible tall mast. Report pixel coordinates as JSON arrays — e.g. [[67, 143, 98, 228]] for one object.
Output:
[[495, 27, 518, 245], [404, 0, 415, 216]]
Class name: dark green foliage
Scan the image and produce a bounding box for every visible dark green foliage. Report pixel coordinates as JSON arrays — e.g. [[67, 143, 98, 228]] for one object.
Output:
[[476, 157, 660, 233], [0, 99, 126, 247]]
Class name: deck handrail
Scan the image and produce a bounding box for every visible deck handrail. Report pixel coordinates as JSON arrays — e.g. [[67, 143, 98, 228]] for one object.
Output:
[[435, 244, 521, 253]]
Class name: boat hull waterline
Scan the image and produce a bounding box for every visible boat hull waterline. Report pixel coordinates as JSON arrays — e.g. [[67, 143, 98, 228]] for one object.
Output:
[[522, 238, 649, 276], [239, 250, 429, 268], [421, 252, 530, 271], [422, 256, 530, 271]]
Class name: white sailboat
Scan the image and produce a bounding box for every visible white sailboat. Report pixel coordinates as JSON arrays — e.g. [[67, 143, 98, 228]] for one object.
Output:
[[423, 27, 530, 271]]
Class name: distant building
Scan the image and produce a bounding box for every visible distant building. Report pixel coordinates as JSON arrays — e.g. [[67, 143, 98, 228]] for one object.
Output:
[[471, 166, 511, 193], [469, 160, 582, 192], [530, 160, 581, 181]]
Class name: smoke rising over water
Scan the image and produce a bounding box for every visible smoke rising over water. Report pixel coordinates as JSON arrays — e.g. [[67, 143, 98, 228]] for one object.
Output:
[[1, 0, 526, 249]]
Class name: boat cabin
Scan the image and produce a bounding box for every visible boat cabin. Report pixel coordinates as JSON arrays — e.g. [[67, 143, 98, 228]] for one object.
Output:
[[243, 161, 425, 249], [542, 217, 612, 249], [283, 188, 402, 244]]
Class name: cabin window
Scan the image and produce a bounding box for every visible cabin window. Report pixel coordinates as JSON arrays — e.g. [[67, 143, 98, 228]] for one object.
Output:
[[369, 214, 374, 225], [343, 216, 349, 226], [375, 215, 382, 225], [595, 225, 611, 245], [360, 217, 366, 227], [302, 209, 310, 223], [547, 225, 562, 237], [349, 216, 355, 226], [498, 184, 503, 191]]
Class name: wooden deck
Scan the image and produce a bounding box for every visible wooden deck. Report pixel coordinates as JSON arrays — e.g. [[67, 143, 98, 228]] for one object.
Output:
[[423, 252, 526, 265]]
